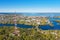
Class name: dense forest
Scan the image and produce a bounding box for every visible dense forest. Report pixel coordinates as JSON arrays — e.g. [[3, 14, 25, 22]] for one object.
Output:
[[0, 26, 60, 40]]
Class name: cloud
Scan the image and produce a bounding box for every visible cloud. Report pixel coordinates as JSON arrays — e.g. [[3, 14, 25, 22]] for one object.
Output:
[[0, 8, 60, 13]]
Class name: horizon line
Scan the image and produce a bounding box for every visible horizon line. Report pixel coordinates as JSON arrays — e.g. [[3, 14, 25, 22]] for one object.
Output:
[[0, 12, 60, 13]]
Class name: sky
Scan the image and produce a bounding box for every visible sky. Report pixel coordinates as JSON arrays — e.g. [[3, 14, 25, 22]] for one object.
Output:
[[0, 0, 60, 13]]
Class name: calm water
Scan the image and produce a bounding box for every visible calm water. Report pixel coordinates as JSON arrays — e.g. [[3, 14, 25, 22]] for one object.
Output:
[[0, 13, 60, 30], [0, 18, 60, 30], [40, 18, 60, 30]]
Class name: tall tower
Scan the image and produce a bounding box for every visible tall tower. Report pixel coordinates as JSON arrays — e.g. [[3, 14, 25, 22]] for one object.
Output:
[[13, 12, 20, 36], [1, 15, 4, 24]]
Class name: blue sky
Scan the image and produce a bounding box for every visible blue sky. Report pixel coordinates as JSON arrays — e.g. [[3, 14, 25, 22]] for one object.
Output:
[[0, 0, 60, 13]]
